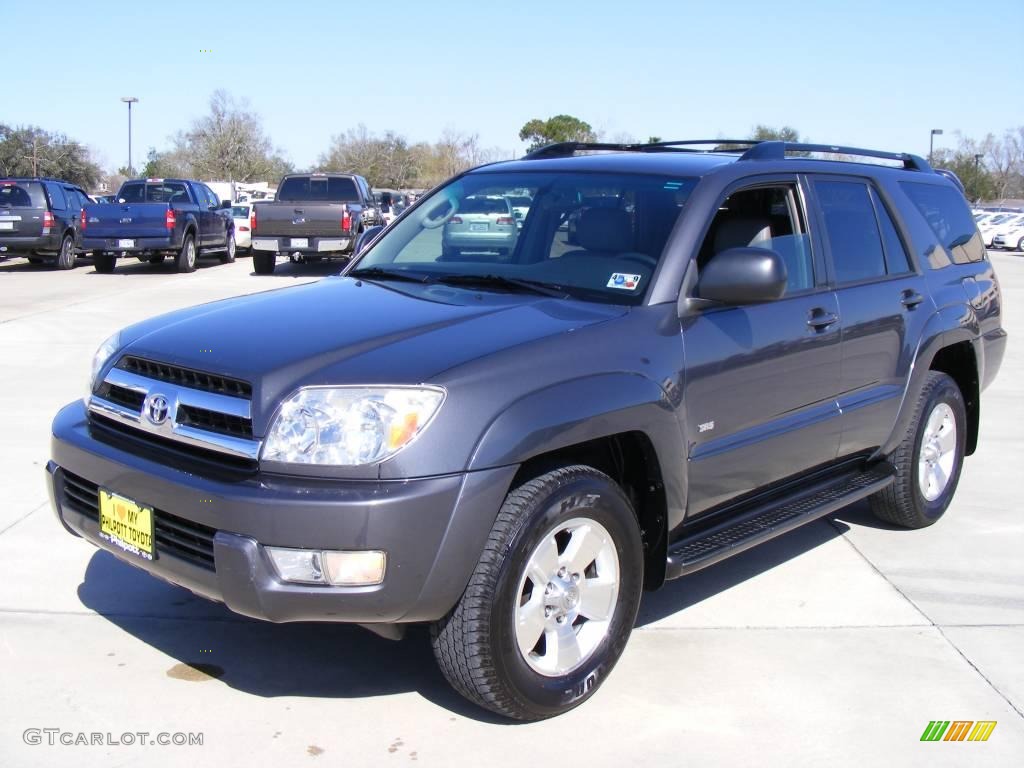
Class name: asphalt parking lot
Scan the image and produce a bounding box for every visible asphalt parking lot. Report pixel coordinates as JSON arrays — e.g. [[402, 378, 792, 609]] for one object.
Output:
[[1, 251, 1022, 767]]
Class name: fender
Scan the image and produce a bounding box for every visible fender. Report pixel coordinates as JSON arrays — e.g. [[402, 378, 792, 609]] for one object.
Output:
[[467, 372, 687, 520], [874, 302, 980, 460]]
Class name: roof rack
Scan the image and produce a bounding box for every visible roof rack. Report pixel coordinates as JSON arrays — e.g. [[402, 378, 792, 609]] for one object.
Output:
[[739, 141, 933, 172], [524, 139, 764, 160]]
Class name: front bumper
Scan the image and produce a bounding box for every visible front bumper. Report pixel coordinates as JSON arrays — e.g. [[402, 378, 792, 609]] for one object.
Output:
[[49, 400, 516, 624], [251, 236, 352, 254]]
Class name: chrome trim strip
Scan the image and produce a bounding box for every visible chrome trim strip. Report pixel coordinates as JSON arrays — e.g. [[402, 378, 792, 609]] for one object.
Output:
[[106, 368, 251, 418]]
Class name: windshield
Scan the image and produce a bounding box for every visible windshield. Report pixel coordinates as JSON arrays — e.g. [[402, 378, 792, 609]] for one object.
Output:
[[278, 175, 359, 202], [350, 171, 697, 305]]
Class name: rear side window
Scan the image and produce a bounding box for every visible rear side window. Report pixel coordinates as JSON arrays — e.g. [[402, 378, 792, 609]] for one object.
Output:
[[278, 176, 359, 202], [45, 182, 68, 210], [900, 182, 985, 264], [869, 188, 912, 275], [118, 182, 190, 204], [0, 181, 46, 208], [815, 180, 887, 283]]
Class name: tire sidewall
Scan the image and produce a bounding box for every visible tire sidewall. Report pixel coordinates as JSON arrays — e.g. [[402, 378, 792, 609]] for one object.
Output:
[[490, 473, 643, 717], [58, 235, 74, 269], [909, 378, 966, 521]]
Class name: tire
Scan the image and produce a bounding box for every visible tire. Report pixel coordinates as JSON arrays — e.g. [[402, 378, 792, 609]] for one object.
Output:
[[870, 371, 966, 528], [27, 257, 45, 265], [1017, 237, 1024, 252], [93, 253, 116, 273], [149, 253, 166, 265], [55, 235, 75, 270], [430, 465, 643, 721], [176, 233, 197, 273], [253, 251, 276, 275], [219, 231, 236, 264]]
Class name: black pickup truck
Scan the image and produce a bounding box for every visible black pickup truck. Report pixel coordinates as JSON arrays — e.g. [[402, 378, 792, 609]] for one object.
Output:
[[50, 139, 1005, 721], [249, 172, 382, 274], [81, 179, 236, 273]]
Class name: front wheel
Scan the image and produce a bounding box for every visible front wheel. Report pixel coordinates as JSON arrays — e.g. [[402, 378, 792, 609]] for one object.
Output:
[[253, 251, 276, 275], [176, 234, 197, 273], [870, 371, 966, 528], [431, 465, 643, 720]]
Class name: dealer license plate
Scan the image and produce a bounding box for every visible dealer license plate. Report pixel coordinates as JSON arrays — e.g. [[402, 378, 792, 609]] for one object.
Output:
[[290, 238, 309, 248], [98, 489, 155, 561], [117, 239, 135, 248]]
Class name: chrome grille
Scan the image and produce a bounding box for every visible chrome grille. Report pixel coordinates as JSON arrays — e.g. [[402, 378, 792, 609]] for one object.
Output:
[[89, 357, 260, 462]]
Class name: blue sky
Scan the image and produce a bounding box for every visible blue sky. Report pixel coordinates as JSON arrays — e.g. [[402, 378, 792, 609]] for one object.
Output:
[[4, 0, 1023, 172]]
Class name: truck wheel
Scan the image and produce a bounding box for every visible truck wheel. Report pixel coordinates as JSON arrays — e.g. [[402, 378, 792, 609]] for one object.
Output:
[[55, 235, 75, 270], [149, 254, 166, 266], [870, 371, 966, 528], [220, 232, 236, 264], [176, 234, 197, 273], [253, 252, 276, 275], [431, 465, 643, 721], [93, 253, 116, 273], [27, 257, 44, 265]]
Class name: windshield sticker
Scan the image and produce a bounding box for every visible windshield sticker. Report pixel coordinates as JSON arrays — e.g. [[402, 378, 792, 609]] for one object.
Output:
[[607, 273, 641, 290]]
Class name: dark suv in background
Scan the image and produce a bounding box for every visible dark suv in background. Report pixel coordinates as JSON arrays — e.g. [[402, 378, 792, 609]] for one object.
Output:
[[0, 177, 92, 269], [48, 140, 1005, 721]]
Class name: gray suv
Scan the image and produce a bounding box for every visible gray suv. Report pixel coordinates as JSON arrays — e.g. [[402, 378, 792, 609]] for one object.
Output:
[[48, 139, 1005, 720]]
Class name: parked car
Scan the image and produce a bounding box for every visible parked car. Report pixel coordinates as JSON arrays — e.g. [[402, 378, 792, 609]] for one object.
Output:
[[0, 177, 92, 269], [988, 213, 1024, 249], [250, 173, 381, 274], [977, 212, 1018, 247], [441, 195, 518, 258], [81, 179, 236, 273], [50, 139, 1005, 721], [231, 203, 253, 251]]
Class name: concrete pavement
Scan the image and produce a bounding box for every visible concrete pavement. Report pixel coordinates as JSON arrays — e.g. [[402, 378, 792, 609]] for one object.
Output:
[[0, 251, 1021, 767]]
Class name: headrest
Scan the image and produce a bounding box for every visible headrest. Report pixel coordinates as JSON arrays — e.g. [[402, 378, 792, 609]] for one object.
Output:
[[714, 217, 772, 252]]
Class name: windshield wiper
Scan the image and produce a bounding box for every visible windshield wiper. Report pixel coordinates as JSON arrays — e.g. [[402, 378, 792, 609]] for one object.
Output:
[[435, 274, 569, 298], [348, 266, 432, 284]]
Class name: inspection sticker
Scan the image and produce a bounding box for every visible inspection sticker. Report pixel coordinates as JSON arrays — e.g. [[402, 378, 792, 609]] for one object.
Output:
[[607, 273, 642, 290]]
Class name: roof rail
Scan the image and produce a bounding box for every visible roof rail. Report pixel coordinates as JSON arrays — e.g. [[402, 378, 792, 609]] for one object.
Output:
[[524, 139, 764, 160], [739, 141, 933, 172]]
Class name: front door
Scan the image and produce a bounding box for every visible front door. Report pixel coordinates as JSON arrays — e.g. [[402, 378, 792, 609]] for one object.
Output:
[[682, 179, 843, 519]]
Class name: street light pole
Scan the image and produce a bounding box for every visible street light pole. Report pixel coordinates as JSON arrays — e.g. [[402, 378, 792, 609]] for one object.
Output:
[[974, 154, 984, 170], [929, 128, 943, 164], [121, 97, 139, 176]]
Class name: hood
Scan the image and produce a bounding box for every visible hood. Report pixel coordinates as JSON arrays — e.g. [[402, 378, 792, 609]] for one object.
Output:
[[118, 277, 626, 428]]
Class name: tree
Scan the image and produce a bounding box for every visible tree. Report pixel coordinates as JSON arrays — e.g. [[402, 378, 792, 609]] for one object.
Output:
[[519, 115, 597, 152], [0, 124, 102, 188], [751, 125, 803, 142], [646, 136, 663, 144], [318, 125, 420, 188]]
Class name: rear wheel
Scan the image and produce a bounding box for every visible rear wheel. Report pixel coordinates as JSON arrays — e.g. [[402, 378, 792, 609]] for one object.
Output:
[[93, 253, 116, 273], [870, 371, 966, 528], [55, 235, 75, 270], [27, 256, 45, 265], [176, 234, 197, 273], [1017, 236, 1024, 252], [219, 232, 236, 263], [431, 465, 643, 720], [253, 251, 276, 275]]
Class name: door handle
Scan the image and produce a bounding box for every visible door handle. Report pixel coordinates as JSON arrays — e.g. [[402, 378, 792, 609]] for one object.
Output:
[[807, 308, 839, 330], [901, 290, 924, 309]]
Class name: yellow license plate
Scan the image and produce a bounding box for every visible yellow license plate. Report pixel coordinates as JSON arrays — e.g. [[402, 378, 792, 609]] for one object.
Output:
[[98, 489, 155, 561]]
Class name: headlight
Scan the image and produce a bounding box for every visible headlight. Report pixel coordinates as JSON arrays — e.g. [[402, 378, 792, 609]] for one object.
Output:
[[88, 332, 122, 394], [262, 386, 445, 466]]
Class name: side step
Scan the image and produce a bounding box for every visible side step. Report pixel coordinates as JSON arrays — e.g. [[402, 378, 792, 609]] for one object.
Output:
[[665, 464, 895, 579]]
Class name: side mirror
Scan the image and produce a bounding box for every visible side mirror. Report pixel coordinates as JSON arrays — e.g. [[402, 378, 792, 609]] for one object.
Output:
[[219, 200, 232, 210], [696, 247, 787, 304], [354, 225, 384, 255]]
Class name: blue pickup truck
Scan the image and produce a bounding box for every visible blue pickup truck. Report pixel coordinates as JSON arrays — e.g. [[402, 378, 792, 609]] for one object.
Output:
[[82, 179, 236, 273]]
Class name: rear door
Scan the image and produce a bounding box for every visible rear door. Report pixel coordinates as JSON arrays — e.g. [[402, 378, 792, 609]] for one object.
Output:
[[0, 180, 47, 239], [682, 177, 843, 517], [807, 176, 930, 458]]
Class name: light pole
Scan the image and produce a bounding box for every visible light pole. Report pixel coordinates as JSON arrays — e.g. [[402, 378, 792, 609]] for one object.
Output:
[[929, 128, 943, 164], [974, 153, 984, 170], [121, 97, 139, 176]]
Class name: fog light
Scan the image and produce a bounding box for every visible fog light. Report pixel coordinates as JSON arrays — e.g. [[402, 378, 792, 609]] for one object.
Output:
[[322, 550, 387, 586], [267, 547, 386, 586]]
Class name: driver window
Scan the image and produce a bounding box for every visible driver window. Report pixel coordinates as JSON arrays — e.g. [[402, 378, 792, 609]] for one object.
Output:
[[697, 185, 814, 294]]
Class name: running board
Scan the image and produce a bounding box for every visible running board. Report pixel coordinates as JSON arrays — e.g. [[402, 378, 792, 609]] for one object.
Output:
[[665, 464, 895, 580]]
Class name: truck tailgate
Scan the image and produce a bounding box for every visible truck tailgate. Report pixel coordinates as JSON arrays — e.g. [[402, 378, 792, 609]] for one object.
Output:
[[258, 203, 349, 237], [84, 203, 170, 239]]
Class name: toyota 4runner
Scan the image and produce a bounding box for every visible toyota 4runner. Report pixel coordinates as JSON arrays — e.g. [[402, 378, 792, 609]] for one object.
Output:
[[48, 139, 1006, 720]]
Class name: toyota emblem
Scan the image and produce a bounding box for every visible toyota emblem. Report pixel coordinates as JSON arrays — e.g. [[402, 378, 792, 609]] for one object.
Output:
[[144, 393, 170, 425]]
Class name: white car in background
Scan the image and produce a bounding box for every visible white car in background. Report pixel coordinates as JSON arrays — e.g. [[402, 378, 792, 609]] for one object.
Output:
[[231, 203, 253, 251], [991, 217, 1024, 251], [978, 213, 1020, 247]]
